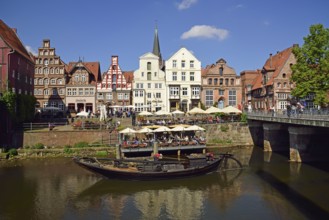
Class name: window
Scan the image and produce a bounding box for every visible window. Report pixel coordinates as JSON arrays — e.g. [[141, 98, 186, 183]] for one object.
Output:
[[44, 59, 48, 65], [205, 90, 213, 106], [181, 60, 185, 68], [118, 93, 123, 100], [190, 60, 194, 68], [192, 87, 200, 96], [230, 79, 234, 85], [59, 89, 65, 95], [124, 93, 129, 100], [67, 88, 72, 96], [156, 93, 161, 98], [220, 78, 223, 85], [44, 79, 49, 85], [181, 72, 186, 81], [90, 88, 94, 95], [51, 79, 56, 85], [136, 83, 143, 89], [147, 62, 151, 70], [170, 87, 179, 96], [52, 88, 58, 95], [219, 89, 224, 96], [154, 72, 157, 77], [139, 91, 144, 97], [58, 79, 63, 85], [283, 82, 287, 88], [182, 87, 188, 96], [219, 67, 223, 76], [134, 91, 139, 97], [75, 75, 79, 82], [79, 88, 83, 95], [228, 90, 236, 106], [214, 78, 218, 85], [147, 72, 152, 80], [85, 88, 89, 96], [148, 83, 151, 89], [173, 72, 177, 81], [44, 68, 49, 74], [155, 83, 159, 89], [158, 83, 162, 89], [282, 73, 286, 78], [225, 78, 229, 86], [44, 89, 49, 95], [141, 72, 144, 77], [173, 60, 177, 68], [81, 75, 86, 82], [135, 103, 143, 112], [147, 93, 152, 98], [106, 92, 112, 99], [208, 78, 212, 85], [190, 72, 194, 81], [34, 79, 38, 85]]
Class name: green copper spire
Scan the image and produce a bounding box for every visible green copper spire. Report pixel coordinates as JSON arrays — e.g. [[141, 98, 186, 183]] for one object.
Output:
[[152, 23, 162, 61]]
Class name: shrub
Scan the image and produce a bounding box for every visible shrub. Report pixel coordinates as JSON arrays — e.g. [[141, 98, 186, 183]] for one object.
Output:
[[63, 147, 73, 154], [8, 148, 18, 157], [73, 142, 89, 148], [24, 145, 30, 149], [220, 124, 229, 132], [240, 113, 247, 123], [64, 144, 72, 148], [95, 151, 108, 157], [33, 143, 44, 149]]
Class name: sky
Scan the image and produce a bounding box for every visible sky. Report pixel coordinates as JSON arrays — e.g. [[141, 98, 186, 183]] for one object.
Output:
[[2, 0, 329, 74]]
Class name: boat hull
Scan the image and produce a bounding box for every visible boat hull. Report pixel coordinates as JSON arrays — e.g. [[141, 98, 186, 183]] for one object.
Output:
[[74, 157, 222, 181]]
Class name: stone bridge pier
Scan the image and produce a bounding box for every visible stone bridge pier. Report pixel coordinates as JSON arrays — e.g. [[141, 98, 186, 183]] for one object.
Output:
[[263, 123, 289, 152], [248, 121, 264, 148], [288, 127, 329, 162]]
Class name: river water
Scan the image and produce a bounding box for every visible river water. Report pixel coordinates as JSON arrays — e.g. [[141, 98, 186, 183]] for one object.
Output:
[[0, 146, 329, 220]]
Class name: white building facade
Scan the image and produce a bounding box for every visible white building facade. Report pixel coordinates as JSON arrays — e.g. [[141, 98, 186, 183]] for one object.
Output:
[[165, 47, 202, 112], [133, 52, 167, 112]]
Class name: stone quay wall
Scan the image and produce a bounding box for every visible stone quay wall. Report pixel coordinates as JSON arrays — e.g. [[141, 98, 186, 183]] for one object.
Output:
[[22, 123, 253, 148]]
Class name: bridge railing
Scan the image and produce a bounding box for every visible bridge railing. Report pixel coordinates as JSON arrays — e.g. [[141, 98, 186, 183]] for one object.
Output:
[[247, 109, 329, 121]]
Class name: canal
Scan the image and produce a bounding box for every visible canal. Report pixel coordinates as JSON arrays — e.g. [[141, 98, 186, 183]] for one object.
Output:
[[0, 146, 329, 220]]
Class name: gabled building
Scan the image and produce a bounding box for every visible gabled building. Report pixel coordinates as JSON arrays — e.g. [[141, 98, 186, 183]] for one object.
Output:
[[133, 52, 166, 112], [0, 19, 34, 95], [201, 58, 241, 109], [240, 69, 260, 111], [165, 47, 202, 112], [132, 26, 166, 112], [65, 60, 101, 113], [251, 45, 296, 111], [96, 55, 132, 111], [0, 19, 35, 148], [34, 39, 67, 110]]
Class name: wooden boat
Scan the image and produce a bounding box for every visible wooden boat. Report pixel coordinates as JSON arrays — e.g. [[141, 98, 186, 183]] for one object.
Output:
[[73, 153, 237, 181]]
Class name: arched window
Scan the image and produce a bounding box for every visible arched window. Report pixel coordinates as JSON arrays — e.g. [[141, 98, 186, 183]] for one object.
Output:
[[220, 78, 223, 85], [282, 73, 286, 78], [225, 78, 229, 86], [44, 78, 49, 85], [214, 78, 218, 85], [277, 82, 281, 88], [208, 78, 212, 85], [147, 62, 151, 70], [219, 67, 223, 76], [38, 79, 43, 85], [230, 78, 234, 85]]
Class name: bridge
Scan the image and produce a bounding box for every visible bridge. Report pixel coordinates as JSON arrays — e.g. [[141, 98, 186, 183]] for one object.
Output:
[[247, 111, 329, 162]]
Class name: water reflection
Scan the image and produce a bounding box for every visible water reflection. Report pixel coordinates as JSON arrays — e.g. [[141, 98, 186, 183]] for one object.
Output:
[[75, 169, 243, 219], [1, 147, 329, 219]]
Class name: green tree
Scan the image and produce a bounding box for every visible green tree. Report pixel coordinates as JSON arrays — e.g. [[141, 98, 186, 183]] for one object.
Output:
[[291, 24, 329, 106]]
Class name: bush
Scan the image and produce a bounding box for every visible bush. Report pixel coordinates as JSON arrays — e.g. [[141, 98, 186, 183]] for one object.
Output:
[[8, 148, 18, 157], [220, 124, 229, 132], [63, 147, 73, 154], [240, 113, 247, 123], [33, 143, 44, 149], [73, 142, 89, 148], [95, 151, 108, 157]]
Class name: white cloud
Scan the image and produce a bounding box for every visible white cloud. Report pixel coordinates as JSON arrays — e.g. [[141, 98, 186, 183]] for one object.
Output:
[[181, 25, 229, 41], [176, 0, 198, 10], [25, 45, 37, 56]]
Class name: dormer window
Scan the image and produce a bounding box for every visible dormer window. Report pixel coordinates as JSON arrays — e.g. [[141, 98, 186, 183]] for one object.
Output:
[[219, 67, 223, 76]]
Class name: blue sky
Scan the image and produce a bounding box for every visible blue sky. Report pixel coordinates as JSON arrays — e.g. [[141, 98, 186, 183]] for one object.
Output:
[[2, 0, 329, 74]]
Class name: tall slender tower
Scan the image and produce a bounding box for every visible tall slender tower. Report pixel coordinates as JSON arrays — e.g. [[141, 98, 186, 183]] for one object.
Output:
[[152, 24, 163, 68]]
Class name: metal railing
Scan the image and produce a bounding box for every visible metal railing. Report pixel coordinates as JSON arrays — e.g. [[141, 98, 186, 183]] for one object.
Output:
[[247, 109, 329, 121]]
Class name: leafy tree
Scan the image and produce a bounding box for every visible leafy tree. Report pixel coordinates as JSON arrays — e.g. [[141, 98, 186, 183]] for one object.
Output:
[[291, 24, 329, 106]]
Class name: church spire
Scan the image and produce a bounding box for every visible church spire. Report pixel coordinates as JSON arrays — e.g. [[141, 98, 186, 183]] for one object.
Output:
[[152, 23, 162, 61]]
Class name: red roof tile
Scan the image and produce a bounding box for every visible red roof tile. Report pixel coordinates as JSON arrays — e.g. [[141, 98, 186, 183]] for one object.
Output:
[[123, 71, 134, 83], [0, 19, 34, 63]]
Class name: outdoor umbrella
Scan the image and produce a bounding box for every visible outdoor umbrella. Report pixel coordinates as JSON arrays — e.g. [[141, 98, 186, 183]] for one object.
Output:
[[119, 127, 137, 134], [187, 107, 206, 115], [220, 106, 242, 114], [153, 126, 172, 133], [138, 111, 153, 116], [137, 127, 154, 134], [76, 111, 89, 117], [205, 106, 222, 114], [185, 125, 205, 131], [154, 110, 172, 116], [171, 109, 185, 115]]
